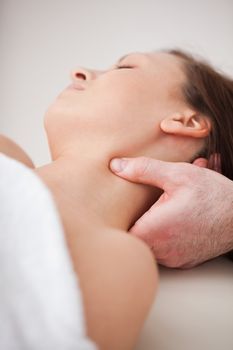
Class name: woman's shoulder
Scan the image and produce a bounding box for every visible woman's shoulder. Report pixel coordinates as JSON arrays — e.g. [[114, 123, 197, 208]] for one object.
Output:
[[101, 227, 158, 277], [0, 134, 35, 168]]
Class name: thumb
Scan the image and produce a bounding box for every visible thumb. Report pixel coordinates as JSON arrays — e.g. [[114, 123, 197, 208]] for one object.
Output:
[[193, 157, 208, 168], [110, 156, 180, 191]]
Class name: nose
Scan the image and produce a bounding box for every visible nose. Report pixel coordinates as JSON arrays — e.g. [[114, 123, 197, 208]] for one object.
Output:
[[70, 67, 103, 82]]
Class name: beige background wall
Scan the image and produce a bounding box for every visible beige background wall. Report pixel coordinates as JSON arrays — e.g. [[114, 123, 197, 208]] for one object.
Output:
[[1, 0, 233, 165]]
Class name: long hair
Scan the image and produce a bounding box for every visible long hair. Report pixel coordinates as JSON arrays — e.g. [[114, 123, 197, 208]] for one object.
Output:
[[168, 49, 233, 180]]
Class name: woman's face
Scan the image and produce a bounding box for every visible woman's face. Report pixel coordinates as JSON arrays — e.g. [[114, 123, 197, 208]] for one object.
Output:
[[45, 52, 187, 157]]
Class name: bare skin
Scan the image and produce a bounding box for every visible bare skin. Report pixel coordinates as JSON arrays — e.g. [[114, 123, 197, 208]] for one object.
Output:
[[34, 156, 158, 350], [0, 136, 158, 350], [110, 156, 233, 269], [0, 134, 34, 168], [1, 51, 214, 348]]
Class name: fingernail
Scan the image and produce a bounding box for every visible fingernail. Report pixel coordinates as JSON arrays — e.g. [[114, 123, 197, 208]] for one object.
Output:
[[110, 158, 128, 173]]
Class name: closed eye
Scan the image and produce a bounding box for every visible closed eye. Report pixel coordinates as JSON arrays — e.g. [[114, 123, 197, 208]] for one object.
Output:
[[116, 65, 133, 69]]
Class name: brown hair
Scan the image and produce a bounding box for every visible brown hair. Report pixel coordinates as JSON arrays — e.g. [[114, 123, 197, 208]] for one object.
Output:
[[168, 49, 233, 180]]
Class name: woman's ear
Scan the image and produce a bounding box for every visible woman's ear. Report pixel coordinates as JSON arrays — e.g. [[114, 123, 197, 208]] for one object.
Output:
[[160, 110, 211, 138]]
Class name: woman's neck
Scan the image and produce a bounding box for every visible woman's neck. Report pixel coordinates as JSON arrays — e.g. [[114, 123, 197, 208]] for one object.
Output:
[[34, 152, 160, 235]]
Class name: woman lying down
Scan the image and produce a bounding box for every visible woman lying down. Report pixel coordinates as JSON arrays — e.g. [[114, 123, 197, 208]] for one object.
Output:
[[1, 49, 232, 350]]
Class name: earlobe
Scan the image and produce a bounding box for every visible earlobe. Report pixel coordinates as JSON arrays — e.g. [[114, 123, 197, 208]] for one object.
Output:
[[160, 110, 211, 138]]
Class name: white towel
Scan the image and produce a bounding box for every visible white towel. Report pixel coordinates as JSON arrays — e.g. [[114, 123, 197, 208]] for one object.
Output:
[[0, 154, 97, 350]]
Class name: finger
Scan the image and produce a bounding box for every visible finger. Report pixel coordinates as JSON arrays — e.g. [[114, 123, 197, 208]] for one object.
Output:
[[110, 156, 184, 190], [129, 204, 162, 238], [208, 153, 222, 173], [193, 157, 208, 168], [129, 199, 173, 242]]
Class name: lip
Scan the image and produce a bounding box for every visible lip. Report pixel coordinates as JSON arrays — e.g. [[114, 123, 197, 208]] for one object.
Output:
[[67, 83, 85, 91]]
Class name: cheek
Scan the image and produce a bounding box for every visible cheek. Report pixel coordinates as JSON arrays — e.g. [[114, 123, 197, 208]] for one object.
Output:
[[88, 80, 161, 148], [44, 91, 92, 134], [89, 78, 153, 127]]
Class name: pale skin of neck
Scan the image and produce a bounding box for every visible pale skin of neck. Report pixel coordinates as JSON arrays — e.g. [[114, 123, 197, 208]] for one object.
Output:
[[34, 144, 160, 350], [34, 148, 161, 236]]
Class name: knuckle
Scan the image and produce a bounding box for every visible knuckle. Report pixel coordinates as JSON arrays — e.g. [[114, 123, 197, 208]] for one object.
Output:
[[131, 220, 153, 242], [179, 262, 197, 269], [173, 162, 203, 185], [163, 256, 180, 268], [162, 257, 182, 268], [155, 246, 184, 268]]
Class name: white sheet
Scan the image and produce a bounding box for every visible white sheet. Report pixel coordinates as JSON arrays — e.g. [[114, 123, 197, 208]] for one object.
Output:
[[0, 154, 97, 350]]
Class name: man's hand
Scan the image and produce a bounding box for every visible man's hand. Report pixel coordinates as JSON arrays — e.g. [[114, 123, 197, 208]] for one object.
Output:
[[110, 157, 233, 268]]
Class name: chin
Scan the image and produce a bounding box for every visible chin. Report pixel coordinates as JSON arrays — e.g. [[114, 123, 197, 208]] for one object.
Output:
[[43, 101, 65, 136], [44, 99, 73, 122]]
